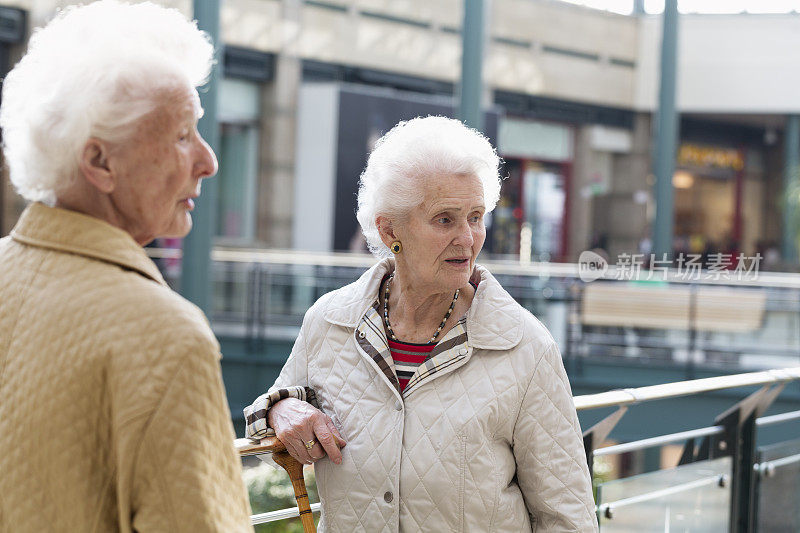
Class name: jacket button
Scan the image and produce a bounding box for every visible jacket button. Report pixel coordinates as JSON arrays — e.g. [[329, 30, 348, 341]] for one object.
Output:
[[358, 331, 366, 338], [459, 347, 468, 356], [394, 401, 402, 411], [384, 491, 393, 503]]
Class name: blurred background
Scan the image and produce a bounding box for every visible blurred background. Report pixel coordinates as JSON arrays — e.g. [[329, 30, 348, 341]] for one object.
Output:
[[2, 1, 800, 530], [6, 0, 800, 264]]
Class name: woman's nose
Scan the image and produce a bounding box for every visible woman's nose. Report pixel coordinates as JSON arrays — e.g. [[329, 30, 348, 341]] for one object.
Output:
[[454, 220, 474, 247], [196, 134, 218, 179]]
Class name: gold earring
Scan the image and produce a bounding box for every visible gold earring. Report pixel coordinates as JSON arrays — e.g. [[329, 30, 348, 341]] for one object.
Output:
[[390, 241, 402, 254]]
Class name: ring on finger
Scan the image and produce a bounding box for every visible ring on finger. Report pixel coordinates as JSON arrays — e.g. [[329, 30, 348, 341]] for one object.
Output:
[[304, 439, 316, 450]]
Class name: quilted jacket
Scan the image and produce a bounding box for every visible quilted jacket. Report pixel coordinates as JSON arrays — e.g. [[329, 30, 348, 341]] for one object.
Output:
[[256, 258, 598, 532], [0, 203, 253, 532]]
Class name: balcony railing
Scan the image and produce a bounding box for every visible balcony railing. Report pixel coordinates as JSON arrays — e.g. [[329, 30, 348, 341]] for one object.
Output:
[[237, 366, 800, 531], [196, 248, 800, 375]]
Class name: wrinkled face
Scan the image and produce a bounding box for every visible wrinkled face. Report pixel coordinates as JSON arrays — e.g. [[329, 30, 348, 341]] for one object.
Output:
[[393, 173, 486, 292], [107, 86, 217, 245]]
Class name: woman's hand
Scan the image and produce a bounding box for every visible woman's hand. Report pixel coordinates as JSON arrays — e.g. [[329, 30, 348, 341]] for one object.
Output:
[[265, 397, 347, 465]]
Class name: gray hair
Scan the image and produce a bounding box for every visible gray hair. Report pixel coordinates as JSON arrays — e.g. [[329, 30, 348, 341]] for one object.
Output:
[[356, 116, 502, 257], [0, 0, 214, 205]]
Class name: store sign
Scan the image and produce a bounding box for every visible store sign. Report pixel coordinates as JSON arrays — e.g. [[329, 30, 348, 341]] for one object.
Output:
[[499, 117, 573, 162], [678, 144, 744, 171], [589, 125, 632, 153]]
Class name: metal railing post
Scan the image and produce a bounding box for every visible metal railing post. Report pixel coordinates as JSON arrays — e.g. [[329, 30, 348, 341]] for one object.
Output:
[[713, 384, 785, 532]]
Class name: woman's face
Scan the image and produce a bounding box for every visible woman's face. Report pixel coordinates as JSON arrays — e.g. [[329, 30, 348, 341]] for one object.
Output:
[[391, 173, 486, 293], [106, 86, 217, 245]]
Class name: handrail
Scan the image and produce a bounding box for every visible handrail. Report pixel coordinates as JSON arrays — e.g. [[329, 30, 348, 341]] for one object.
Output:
[[251, 503, 322, 526], [145, 246, 800, 289], [593, 425, 725, 457], [573, 367, 800, 411], [756, 409, 800, 427]]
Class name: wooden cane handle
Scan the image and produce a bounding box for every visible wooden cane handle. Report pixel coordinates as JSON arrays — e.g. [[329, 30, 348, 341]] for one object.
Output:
[[272, 450, 317, 533], [235, 437, 317, 533], [235, 436, 285, 456]]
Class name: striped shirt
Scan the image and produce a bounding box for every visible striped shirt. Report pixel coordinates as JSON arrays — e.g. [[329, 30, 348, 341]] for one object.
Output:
[[388, 339, 436, 391], [386, 279, 479, 392]]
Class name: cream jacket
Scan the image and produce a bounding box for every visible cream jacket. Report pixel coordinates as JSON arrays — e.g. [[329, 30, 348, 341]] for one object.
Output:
[[258, 259, 598, 532], [0, 203, 252, 532]]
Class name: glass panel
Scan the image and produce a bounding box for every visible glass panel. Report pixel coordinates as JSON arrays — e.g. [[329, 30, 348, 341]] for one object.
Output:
[[212, 262, 252, 320], [217, 123, 258, 240], [757, 439, 800, 532], [219, 78, 261, 121], [596, 457, 731, 532]]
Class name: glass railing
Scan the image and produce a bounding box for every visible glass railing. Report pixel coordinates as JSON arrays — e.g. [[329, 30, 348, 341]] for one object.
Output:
[[237, 367, 800, 531], [756, 438, 800, 531], [205, 248, 800, 374], [596, 457, 732, 531]]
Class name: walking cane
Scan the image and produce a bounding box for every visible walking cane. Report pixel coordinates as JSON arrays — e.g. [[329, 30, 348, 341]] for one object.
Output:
[[236, 434, 317, 533]]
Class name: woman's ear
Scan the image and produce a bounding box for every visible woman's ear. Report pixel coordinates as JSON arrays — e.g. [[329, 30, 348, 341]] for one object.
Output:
[[79, 138, 115, 194], [376, 215, 398, 248]]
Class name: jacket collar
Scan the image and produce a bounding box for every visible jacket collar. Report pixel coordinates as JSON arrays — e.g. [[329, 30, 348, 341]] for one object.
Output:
[[323, 257, 523, 350], [10, 202, 166, 285]]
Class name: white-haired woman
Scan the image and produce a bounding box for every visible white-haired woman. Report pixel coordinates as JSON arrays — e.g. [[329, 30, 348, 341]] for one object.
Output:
[[0, 1, 251, 531], [244, 116, 597, 531]]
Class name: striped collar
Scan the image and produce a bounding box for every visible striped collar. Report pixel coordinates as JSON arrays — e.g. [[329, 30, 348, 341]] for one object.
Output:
[[354, 301, 471, 398], [323, 258, 523, 352]]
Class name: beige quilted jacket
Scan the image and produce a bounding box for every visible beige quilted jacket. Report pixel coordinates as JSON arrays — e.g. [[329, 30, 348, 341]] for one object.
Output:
[[0, 203, 253, 532], [262, 258, 598, 532]]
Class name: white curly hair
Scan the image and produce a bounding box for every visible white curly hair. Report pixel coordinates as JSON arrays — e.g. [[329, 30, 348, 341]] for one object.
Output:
[[0, 0, 214, 206], [356, 116, 502, 257]]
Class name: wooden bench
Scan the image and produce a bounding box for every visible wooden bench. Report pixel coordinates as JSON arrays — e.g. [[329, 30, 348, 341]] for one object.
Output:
[[577, 282, 767, 362], [581, 282, 767, 332]]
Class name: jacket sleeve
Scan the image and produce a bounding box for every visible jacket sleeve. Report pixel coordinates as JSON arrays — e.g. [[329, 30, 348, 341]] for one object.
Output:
[[512, 341, 598, 532], [243, 310, 316, 439], [129, 342, 254, 532]]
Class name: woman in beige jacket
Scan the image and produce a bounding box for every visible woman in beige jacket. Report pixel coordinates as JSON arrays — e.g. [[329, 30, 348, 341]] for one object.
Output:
[[0, 2, 252, 531], [244, 117, 597, 532]]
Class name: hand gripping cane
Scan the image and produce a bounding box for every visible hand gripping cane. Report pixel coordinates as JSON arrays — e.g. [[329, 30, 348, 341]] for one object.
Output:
[[236, 434, 317, 533]]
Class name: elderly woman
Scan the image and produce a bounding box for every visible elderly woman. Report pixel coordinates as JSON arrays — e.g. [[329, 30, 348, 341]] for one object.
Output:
[[244, 116, 597, 531], [0, 2, 251, 531]]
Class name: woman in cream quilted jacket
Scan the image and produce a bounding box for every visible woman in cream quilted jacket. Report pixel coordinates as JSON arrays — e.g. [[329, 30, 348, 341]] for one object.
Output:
[[244, 116, 598, 532]]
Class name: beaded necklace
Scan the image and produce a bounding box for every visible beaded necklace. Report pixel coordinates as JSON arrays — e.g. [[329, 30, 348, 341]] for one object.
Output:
[[382, 273, 459, 344]]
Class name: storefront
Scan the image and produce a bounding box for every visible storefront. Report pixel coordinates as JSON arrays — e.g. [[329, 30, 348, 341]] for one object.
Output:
[[494, 117, 574, 262], [673, 143, 749, 258]]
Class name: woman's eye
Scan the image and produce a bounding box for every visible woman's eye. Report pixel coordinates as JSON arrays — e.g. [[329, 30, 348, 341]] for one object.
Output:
[[437, 217, 450, 224]]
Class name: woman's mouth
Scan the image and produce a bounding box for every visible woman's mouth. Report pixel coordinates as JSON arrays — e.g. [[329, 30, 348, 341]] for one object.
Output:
[[445, 258, 469, 265]]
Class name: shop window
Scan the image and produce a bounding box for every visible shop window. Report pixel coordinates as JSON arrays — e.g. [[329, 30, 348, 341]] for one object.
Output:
[[216, 78, 260, 242], [523, 163, 566, 261], [491, 159, 567, 261]]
